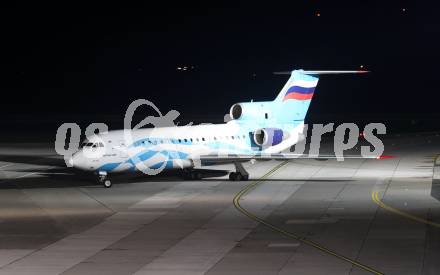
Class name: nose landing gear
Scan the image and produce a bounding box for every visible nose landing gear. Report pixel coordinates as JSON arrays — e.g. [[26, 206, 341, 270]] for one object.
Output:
[[97, 171, 112, 188]]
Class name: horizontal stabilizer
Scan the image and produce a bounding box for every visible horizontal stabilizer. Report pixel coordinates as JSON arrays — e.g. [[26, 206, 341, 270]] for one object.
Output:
[[273, 70, 369, 75]]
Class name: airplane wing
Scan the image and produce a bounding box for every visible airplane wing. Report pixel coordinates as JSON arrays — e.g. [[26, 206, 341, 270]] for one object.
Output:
[[197, 153, 391, 165]]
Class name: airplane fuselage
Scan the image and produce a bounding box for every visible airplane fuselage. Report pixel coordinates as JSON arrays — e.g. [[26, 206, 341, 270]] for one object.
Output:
[[69, 120, 304, 173]]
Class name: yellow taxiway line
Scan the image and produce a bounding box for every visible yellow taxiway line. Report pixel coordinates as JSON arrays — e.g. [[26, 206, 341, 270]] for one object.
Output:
[[371, 154, 440, 228], [372, 191, 440, 228], [233, 161, 384, 275]]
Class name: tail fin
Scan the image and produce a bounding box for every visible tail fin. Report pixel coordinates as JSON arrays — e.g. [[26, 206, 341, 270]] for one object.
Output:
[[274, 70, 319, 102], [273, 69, 368, 122]]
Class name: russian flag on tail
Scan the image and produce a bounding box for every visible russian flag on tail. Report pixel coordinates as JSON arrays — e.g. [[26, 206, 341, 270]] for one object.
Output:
[[282, 79, 318, 101], [283, 85, 315, 101]]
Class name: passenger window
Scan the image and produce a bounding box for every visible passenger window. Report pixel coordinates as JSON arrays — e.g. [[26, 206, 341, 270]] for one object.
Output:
[[184, 139, 187, 142], [178, 139, 182, 143], [231, 136, 234, 139], [202, 137, 205, 141]]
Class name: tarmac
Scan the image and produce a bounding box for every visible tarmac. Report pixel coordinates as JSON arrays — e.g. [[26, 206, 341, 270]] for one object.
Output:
[[0, 133, 439, 274]]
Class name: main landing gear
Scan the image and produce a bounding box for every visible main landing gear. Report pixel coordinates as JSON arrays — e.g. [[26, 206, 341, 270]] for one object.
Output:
[[182, 162, 249, 182], [228, 162, 249, 181], [182, 169, 201, 180], [97, 171, 112, 188]]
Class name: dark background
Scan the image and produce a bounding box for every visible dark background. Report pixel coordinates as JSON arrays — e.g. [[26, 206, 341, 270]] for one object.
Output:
[[1, 1, 439, 138]]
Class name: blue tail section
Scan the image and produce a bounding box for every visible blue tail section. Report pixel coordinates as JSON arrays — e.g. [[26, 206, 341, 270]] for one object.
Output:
[[231, 70, 320, 125], [273, 70, 319, 122]]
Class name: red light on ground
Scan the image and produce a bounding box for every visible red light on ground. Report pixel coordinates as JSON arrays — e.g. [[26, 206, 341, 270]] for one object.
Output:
[[377, 155, 395, 159], [359, 132, 364, 137]]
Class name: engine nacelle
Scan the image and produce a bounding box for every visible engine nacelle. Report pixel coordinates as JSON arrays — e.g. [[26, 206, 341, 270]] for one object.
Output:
[[253, 128, 288, 147], [230, 102, 275, 121]]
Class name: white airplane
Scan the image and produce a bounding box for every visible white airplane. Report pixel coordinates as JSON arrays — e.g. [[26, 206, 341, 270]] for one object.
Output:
[[68, 69, 370, 187]]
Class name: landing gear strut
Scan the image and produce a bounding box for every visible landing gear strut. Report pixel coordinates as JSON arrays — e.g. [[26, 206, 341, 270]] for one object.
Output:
[[182, 169, 201, 180], [97, 171, 112, 188], [229, 162, 249, 181]]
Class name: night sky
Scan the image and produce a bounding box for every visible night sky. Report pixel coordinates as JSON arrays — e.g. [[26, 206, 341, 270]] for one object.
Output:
[[2, 2, 440, 126]]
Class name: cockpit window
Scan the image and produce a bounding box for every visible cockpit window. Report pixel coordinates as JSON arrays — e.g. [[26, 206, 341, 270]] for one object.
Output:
[[80, 142, 103, 148]]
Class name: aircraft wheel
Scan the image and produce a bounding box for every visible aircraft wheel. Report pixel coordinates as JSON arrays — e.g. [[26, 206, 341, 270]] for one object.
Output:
[[190, 172, 198, 180], [182, 170, 191, 180], [229, 172, 236, 181], [103, 179, 112, 188], [184, 170, 201, 180], [229, 172, 244, 181], [194, 172, 202, 180]]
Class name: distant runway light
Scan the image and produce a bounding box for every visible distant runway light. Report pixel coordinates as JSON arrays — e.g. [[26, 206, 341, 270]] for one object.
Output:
[[316, 12, 321, 17], [402, 8, 406, 12]]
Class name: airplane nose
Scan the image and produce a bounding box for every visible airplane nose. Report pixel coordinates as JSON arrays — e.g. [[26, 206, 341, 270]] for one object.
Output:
[[67, 156, 74, 167]]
